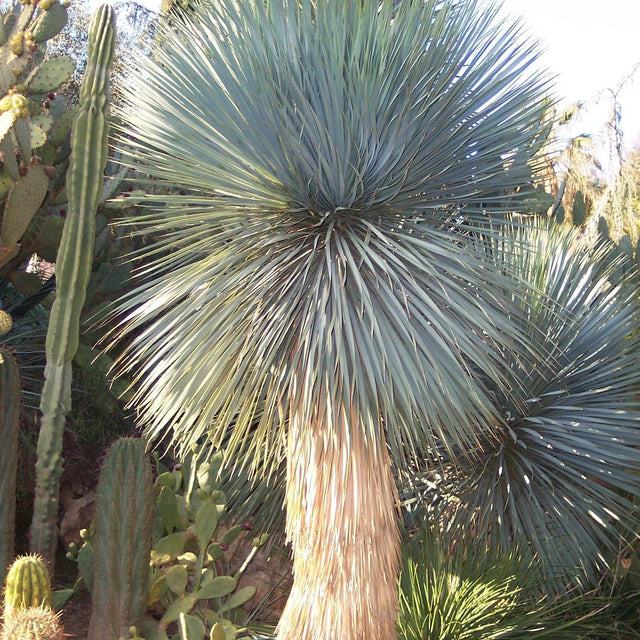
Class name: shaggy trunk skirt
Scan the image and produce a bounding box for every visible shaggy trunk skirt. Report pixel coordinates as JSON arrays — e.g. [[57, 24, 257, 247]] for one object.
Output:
[[279, 400, 400, 640]]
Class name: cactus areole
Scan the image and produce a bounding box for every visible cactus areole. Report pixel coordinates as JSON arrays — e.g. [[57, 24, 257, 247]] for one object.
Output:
[[29, 4, 115, 570]]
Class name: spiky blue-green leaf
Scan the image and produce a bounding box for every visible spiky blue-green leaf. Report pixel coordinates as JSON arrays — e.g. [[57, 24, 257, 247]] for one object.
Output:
[[432, 223, 640, 592], [110, 0, 552, 478]]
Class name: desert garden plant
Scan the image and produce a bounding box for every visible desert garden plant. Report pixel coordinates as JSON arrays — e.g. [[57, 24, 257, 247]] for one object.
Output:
[[103, 0, 640, 639], [0, 347, 20, 586], [63, 443, 268, 640], [141, 447, 268, 640], [420, 222, 640, 593], [398, 522, 635, 640], [29, 1, 115, 570]]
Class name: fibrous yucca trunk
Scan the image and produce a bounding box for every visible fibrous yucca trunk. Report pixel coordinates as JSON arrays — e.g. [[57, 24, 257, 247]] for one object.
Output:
[[280, 399, 400, 640]]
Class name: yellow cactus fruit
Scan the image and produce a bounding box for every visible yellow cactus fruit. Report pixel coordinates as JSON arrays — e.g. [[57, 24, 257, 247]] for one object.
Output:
[[10, 32, 24, 57], [11, 94, 28, 110], [38, 0, 57, 9], [0, 605, 66, 640], [0, 310, 13, 336], [9, 93, 29, 118]]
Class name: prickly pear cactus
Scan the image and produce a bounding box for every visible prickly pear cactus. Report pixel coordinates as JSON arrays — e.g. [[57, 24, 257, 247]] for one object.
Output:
[[0, 604, 65, 640], [2, 554, 52, 621], [0, 347, 19, 588], [0, 0, 76, 277], [29, 2, 115, 571], [88, 438, 154, 640]]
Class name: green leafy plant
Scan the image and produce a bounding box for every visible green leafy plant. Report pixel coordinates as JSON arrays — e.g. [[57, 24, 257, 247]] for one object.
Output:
[[138, 448, 268, 640], [398, 523, 631, 640]]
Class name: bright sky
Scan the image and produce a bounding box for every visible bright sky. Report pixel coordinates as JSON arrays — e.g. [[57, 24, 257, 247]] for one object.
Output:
[[499, 0, 640, 150]]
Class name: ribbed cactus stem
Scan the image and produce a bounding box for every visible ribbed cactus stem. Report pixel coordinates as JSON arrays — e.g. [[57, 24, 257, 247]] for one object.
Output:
[[0, 348, 20, 588], [87, 438, 154, 640], [2, 554, 52, 620], [29, 4, 116, 570]]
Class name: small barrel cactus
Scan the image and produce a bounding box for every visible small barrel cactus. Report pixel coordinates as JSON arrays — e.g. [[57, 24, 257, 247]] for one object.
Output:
[[0, 604, 65, 640], [2, 554, 52, 621]]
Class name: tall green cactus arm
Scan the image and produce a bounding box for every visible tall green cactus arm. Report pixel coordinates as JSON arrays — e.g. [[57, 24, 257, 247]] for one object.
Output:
[[0, 347, 20, 588], [87, 438, 154, 640], [29, 4, 116, 570]]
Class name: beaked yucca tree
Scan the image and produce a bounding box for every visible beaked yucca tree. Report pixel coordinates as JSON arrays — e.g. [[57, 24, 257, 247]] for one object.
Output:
[[436, 223, 640, 594], [109, 1, 552, 638]]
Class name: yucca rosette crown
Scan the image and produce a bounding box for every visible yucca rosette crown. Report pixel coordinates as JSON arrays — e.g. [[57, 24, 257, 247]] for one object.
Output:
[[434, 225, 640, 592], [113, 0, 551, 472]]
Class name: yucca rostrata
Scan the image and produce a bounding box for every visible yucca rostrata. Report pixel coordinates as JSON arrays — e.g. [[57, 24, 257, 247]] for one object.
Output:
[[0, 347, 19, 588], [29, 3, 115, 571], [108, 1, 554, 639], [87, 437, 154, 640]]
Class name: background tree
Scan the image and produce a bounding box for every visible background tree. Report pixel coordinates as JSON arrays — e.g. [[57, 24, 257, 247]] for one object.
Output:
[[108, 1, 559, 639], [549, 65, 640, 247]]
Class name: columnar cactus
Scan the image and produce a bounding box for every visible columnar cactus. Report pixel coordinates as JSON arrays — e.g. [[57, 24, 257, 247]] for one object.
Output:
[[2, 554, 52, 620], [29, 3, 116, 570], [0, 347, 19, 587], [87, 438, 154, 640]]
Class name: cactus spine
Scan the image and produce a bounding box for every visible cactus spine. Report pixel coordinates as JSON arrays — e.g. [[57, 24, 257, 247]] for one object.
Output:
[[29, 4, 116, 570], [0, 310, 12, 335], [2, 554, 52, 620], [0, 348, 19, 587], [87, 438, 154, 640], [0, 605, 65, 640]]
